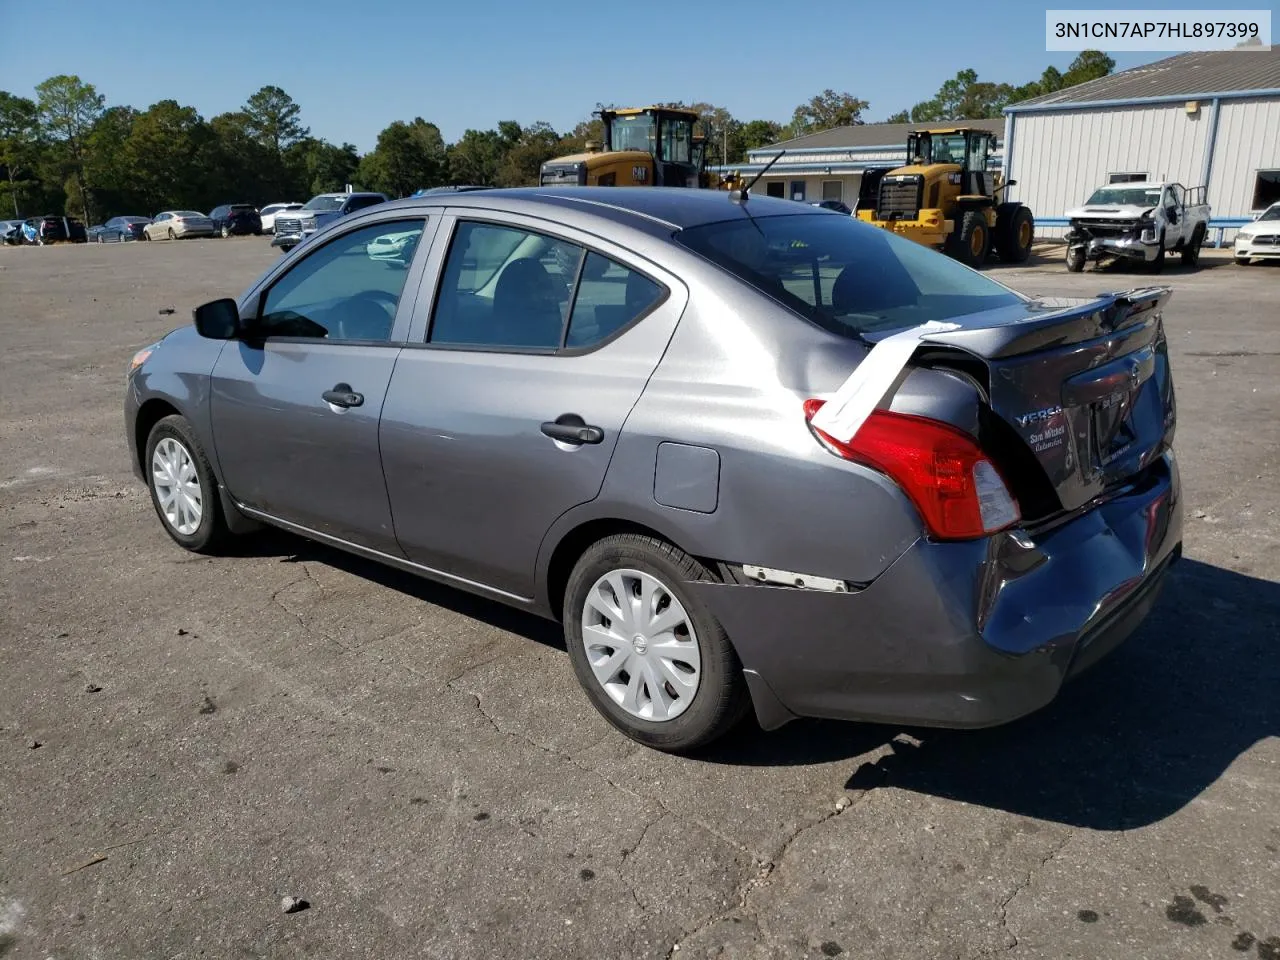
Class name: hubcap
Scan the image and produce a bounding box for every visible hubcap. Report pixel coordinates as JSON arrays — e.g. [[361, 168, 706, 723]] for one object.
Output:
[[1018, 220, 1032, 247], [151, 437, 203, 535], [580, 568, 701, 722]]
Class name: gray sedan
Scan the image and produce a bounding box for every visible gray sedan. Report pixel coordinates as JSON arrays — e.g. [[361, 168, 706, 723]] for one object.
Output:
[[124, 187, 1182, 752]]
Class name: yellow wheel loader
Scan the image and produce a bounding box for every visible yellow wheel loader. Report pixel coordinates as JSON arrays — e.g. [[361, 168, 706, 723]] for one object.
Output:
[[856, 127, 1034, 268], [540, 106, 712, 189]]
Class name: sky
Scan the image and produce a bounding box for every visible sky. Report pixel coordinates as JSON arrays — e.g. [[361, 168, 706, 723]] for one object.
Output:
[[0, 0, 1178, 152]]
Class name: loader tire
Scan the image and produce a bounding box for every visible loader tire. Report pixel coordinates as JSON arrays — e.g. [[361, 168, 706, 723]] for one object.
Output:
[[996, 204, 1034, 263], [946, 210, 991, 268]]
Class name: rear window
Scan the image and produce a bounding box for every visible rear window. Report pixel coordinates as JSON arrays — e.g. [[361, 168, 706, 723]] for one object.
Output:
[[230, 205, 256, 212], [677, 213, 1021, 337]]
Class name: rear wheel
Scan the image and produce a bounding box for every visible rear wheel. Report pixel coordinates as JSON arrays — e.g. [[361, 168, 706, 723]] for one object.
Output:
[[1181, 224, 1205, 266], [167, 227, 176, 241], [144, 414, 230, 554], [996, 205, 1034, 263], [1065, 245, 1086, 273], [947, 210, 991, 268], [563, 533, 750, 752]]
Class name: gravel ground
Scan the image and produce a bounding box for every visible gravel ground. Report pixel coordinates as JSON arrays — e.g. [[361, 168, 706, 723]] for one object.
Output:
[[1, 236, 1277, 960]]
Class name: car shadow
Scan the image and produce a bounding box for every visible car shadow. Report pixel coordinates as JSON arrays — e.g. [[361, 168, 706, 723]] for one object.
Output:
[[702, 558, 1280, 830], [235, 531, 1277, 831]]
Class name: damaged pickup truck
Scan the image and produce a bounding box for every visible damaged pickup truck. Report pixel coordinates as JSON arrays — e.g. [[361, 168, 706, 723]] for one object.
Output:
[[1065, 181, 1209, 273]]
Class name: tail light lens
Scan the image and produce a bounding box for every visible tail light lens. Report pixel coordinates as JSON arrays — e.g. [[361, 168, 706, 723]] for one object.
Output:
[[804, 399, 1020, 540]]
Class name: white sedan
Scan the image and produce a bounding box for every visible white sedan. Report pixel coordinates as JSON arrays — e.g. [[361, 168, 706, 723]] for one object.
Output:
[[259, 202, 303, 235], [365, 229, 420, 263], [1234, 202, 1280, 264]]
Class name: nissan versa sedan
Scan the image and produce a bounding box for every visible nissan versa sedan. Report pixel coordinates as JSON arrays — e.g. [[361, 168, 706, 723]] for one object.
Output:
[[124, 187, 1182, 752]]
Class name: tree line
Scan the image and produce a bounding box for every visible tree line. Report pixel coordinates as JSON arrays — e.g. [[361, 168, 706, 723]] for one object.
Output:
[[0, 52, 1113, 224]]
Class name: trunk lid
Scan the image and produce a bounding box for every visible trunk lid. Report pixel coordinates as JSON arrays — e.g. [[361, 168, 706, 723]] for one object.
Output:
[[911, 287, 1175, 516]]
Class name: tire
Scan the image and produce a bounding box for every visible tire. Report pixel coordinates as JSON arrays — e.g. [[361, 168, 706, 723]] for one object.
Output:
[[220, 224, 230, 238], [996, 204, 1034, 263], [1147, 231, 1166, 273], [1065, 245, 1086, 273], [946, 210, 991, 268], [167, 228, 176, 241], [1235, 255, 1250, 266], [144, 414, 230, 554], [562, 533, 750, 752], [1181, 224, 1205, 266]]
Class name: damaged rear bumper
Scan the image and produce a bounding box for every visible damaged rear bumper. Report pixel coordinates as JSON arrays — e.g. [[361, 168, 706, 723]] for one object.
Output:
[[686, 451, 1182, 732]]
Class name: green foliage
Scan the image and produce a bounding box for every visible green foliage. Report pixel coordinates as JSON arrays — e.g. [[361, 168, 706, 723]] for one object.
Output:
[[789, 90, 870, 137], [357, 118, 447, 197], [0, 91, 40, 216]]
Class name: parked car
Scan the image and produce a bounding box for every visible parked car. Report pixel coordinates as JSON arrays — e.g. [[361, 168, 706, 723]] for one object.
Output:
[[809, 199, 852, 214], [125, 188, 1182, 752], [209, 203, 263, 238], [412, 185, 491, 196], [271, 192, 389, 253], [101, 215, 151, 242], [20, 214, 87, 244], [259, 202, 303, 234], [1233, 201, 1280, 265], [0, 219, 22, 244], [1064, 180, 1210, 272], [144, 211, 215, 241]]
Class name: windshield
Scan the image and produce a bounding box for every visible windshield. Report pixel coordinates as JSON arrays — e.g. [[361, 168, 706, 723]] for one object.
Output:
[[1086, 185, 1163, 207], [678, 214, 1022, 337], [610, 115, 655, 153], [302, 196, 345, 212], [909, 133, 968, 166], [1258, 204, 1280, 222]]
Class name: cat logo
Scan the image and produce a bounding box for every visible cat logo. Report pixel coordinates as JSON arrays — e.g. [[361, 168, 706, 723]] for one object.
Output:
[[632, 166, 648, 183]]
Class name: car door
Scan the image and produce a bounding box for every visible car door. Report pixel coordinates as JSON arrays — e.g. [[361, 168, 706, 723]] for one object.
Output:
[[208, 215, 435, 554], [379, 212, 687, 600]]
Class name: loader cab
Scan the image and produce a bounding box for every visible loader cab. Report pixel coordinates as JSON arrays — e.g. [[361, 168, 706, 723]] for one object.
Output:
[[602, 107, 700, 187], [907, 128, 995, 196]]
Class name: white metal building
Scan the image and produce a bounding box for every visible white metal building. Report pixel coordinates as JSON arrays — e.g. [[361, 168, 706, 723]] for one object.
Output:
[[712, 119, 1005, 207], [1004, 49, 1280, 243]]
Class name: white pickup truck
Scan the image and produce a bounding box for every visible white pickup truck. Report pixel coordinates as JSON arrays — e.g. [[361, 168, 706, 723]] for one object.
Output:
[[1064, 180, 1210, 272]]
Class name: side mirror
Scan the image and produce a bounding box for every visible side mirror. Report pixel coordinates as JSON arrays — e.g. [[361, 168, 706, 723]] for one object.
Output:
[[192, 298, 241, 340], [1005, 179, 1017, 187]]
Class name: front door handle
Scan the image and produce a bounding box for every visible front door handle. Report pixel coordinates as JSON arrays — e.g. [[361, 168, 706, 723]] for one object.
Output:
[[322, 383, 364, 408], [541, 414, 604, 445]]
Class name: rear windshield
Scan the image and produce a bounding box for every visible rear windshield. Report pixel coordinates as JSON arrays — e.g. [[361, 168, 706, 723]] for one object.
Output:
[[677, 213, 1021, 337]]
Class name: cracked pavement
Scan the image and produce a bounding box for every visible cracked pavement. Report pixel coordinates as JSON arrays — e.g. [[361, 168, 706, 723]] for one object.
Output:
[[1, 240, 1278, 959]]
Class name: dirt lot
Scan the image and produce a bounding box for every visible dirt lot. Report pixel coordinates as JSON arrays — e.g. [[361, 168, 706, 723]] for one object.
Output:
[[1, 237, 1277, 960]]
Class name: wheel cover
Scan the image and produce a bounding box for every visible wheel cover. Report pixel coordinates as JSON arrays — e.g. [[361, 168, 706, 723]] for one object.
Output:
[[151, 437, 203, 535], [580, 568, 701, 722], [971, 224, 985, 256]]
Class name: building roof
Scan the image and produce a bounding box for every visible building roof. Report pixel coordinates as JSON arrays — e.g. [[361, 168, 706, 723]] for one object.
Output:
[[754, 118, 1005, 153], [1010, 48, 1280, 108]]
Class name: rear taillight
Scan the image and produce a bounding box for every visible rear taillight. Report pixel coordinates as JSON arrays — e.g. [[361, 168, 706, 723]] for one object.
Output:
[[803, 399, 1020, 540]]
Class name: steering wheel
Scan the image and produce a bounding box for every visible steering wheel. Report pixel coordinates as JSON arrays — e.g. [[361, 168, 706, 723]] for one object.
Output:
[[333, 289, 399, 340]]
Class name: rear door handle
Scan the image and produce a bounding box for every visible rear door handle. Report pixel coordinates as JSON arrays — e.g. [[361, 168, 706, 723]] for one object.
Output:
[[541, 414, 604, 445], [322, 382, 364, 408]]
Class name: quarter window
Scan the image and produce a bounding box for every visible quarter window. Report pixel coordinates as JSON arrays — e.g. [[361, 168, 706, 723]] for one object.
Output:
[[566, 252, 663, 348], [256, 220, 426, 342]]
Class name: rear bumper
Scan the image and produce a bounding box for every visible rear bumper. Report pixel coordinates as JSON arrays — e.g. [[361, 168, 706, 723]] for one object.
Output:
[[688, 451, 1182, 731]]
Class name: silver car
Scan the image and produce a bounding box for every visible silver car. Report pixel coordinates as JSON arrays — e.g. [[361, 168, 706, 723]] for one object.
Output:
[[144, 211, 215, 240], [124, 188, 1182, 752]]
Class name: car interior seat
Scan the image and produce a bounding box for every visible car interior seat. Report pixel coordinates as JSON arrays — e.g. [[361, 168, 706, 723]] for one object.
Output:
[[492, 257, 565, 348]]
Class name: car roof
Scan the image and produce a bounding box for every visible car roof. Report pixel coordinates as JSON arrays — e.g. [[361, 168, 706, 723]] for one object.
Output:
[[380, 186, 820, 233]]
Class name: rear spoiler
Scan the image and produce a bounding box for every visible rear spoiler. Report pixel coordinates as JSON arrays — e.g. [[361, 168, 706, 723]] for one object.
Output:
[[914, 287, 1173, 359]]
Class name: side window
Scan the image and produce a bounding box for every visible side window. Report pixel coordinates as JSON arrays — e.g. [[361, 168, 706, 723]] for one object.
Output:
[[256, 219, 426, 342], [1169, 184, 1184, 207], [566, 252, 663, 348], [430, 221, 582, 350]]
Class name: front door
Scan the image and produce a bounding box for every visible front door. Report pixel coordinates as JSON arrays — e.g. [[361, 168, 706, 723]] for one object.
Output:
[[380, 214, 686, 599], [208, 217, 431, 554]]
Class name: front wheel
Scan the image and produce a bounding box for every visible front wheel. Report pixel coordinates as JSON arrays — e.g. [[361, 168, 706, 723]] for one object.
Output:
[[1065, 245, 1086, 273], [563, 534, 750, 752], [145, 415, 230, 553], [1235, 255, 1250, 266], [1147, 232, 1166, 274], [946, 211, 991, 268], [1181, 225, 1205, 266], [167, 227, 176, 240]]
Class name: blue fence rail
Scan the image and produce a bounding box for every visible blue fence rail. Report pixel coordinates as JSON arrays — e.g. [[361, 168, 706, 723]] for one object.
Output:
[[1034, 217, 1254, 248]]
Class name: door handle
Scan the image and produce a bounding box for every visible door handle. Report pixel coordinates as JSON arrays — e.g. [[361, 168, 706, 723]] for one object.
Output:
[[322, 383, 364, 408], [541, 414, 604, 445]]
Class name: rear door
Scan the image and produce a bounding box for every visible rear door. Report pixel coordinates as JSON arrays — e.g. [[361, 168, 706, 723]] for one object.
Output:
[[208, 215, 435, 554], [379, 211, 687, 599]]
